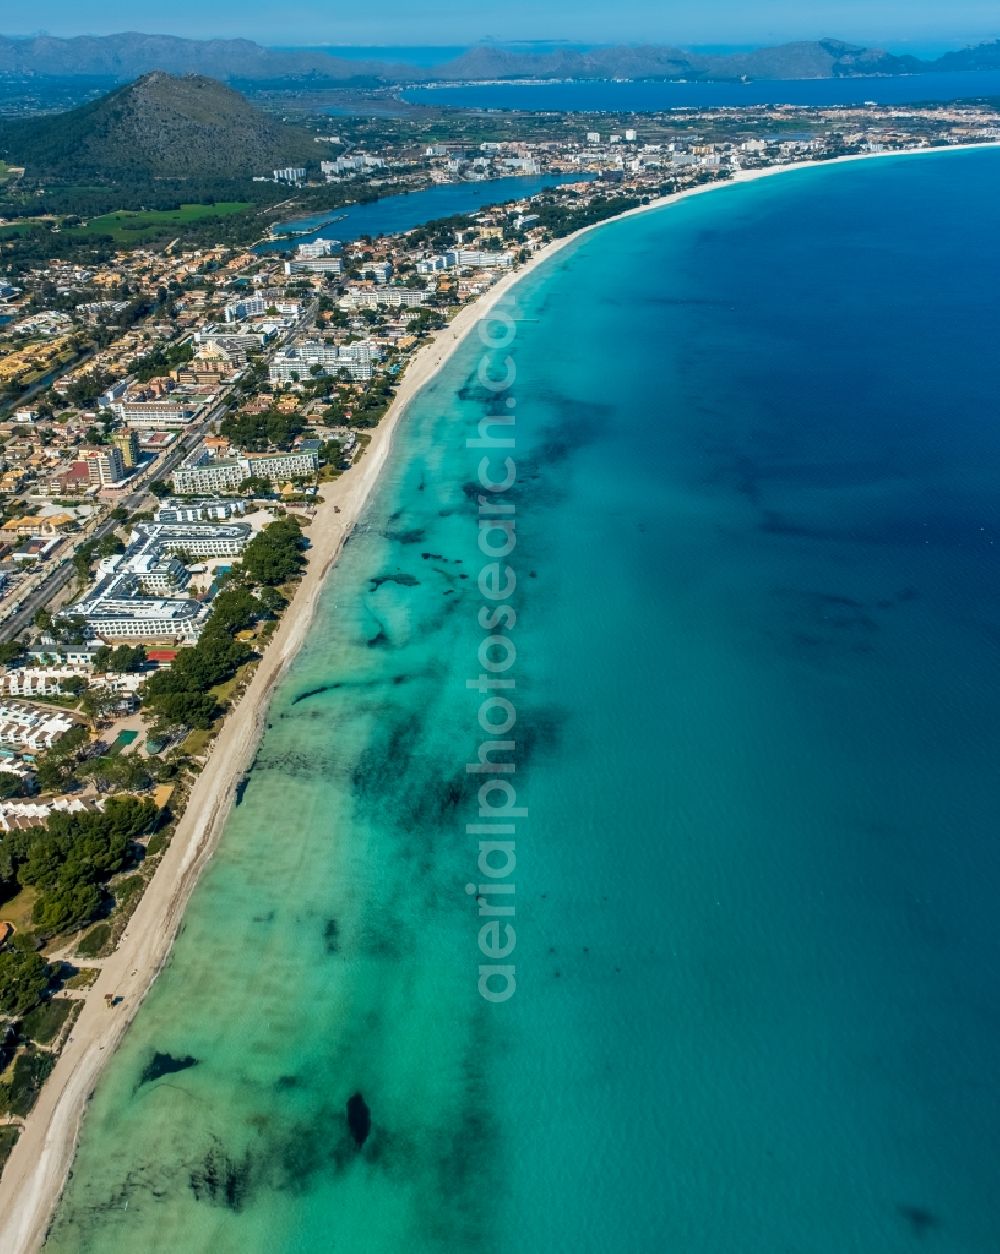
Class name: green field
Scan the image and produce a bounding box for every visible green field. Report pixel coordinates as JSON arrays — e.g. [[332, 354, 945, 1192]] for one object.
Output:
[[69, 202, 252, 242], [0, 221, 40, 239]]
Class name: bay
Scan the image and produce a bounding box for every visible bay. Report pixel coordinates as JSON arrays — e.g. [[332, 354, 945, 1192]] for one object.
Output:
[[404, 69, 1000, 110], [48, 147, 1000, 1253]]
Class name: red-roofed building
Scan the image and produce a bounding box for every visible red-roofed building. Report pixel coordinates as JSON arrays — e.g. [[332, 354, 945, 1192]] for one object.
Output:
[[58, 462, 93, 492], [146, 649, 178, 665]]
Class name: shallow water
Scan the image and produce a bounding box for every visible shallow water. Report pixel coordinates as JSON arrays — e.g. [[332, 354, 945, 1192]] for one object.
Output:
[[48, 147, 1000, 1252]]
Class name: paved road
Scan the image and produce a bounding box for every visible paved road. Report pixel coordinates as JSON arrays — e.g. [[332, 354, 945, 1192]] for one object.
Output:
[[0, 408, 223, 641], [0, 305, 312, 644]]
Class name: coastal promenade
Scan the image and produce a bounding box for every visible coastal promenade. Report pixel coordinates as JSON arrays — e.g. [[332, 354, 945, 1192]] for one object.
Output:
[[0, 139, 996, 1254]]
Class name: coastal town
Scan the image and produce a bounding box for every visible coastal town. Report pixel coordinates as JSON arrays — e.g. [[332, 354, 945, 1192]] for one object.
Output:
[[0, 85, 998, 1196]]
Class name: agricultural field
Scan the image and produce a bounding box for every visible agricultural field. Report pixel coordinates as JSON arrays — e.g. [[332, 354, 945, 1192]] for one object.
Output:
[[68, 201, 252, 242], [0, 221, 40, 239], [0, 214, 62, 239]]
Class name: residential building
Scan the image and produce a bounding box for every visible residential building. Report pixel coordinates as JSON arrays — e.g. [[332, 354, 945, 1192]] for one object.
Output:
[[98, 378, 131, 409], [81, 446, 126, 485], [296, 238, 337, 258], [418, 249, 513, 274], [171, 458, 246, 495], [0, 665, 141, 699], [113, 429, 140, 468], [321, 153, 384, 178], [0, 513, 74, 539], [268, 339, 374, 385], [242, 450, 319, 482], [224, 295, 266, 323], [0, 797, 106, 836], [225, 293, 301, 324], [194, 328, 268, 365], [0, 701, 76, 751], [155, 498, 246, 524], [339, 287, 429, 310], [114, 395, 198, 429], [359, 261, 393, 283], [132, 521, 252, 557], [283, 256, 344, 277], [26, 646, 98, 667], [69, 571, 207, 641], [128, 550, 191, 594]]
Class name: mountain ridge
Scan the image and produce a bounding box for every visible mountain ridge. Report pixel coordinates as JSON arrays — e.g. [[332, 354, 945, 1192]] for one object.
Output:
[[1, 32, 1000, 84]]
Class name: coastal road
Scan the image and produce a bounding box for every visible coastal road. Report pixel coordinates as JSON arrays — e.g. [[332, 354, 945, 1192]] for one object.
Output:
[[0, 408, 220, 642], [0, 300, 308, 644]]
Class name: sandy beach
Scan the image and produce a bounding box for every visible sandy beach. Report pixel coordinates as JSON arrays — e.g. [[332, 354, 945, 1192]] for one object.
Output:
[[0, 137, 995, 1254]]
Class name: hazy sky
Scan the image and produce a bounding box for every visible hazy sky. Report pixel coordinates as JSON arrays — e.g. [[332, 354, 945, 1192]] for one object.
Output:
[[5, 1, 999, 48]]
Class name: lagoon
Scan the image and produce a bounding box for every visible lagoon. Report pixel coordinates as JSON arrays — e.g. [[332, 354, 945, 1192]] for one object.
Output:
[[259, 174, 591, 252]]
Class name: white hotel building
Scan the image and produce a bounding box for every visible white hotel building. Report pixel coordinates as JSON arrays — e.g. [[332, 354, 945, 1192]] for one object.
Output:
[[268, 339, 374, 385], [172, 450, 319, 495], [339, 287, 430, 311], [66, 520, 253, 640], [70, 573, 208, 641], [132, 522, 252, 558], [417, 249, 514, 275]]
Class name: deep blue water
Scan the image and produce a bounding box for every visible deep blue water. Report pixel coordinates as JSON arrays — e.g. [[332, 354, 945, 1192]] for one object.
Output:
[[258, 174, 591, 252], [49, 147, 1000, 1252], [405, 68, 1000, 110]]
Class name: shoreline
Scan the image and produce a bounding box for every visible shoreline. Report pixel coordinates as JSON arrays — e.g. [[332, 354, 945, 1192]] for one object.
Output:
[[0, 137, 996, 1254]]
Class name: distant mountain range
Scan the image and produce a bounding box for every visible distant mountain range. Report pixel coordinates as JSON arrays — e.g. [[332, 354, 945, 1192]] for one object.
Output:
[[0, 72, 317, 178], [2, 33, 1000, 84]]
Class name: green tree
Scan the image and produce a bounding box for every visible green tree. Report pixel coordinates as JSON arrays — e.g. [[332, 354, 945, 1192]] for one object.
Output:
[[0, 642, 25, 666], [93, 644, 146, 673], [210, 587, 265, 634], [77, 755, 153, 794], [52, 614, 87, 646], [0, 939, 50, 1018], [0, 772, 26, 800], [96, 535, 125, 559], [239, 475, 272, 498], [33, 757, 70, 795], [31, 881, 102, 935], [80, 689, 121, 722], [258, 586, 288, 616], [144, 689, 219, 729], [239, 517, 305, 586]]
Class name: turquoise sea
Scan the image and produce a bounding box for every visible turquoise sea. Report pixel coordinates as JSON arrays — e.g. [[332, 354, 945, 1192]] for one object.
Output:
[[47, 149, 1000, 1252]]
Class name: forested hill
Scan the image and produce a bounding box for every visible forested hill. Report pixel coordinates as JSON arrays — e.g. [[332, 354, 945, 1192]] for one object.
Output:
[[0, 72, 318, 179]]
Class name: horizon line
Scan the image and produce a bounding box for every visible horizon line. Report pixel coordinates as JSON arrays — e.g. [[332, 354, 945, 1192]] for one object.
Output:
[[2, 30, 999, 48]]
